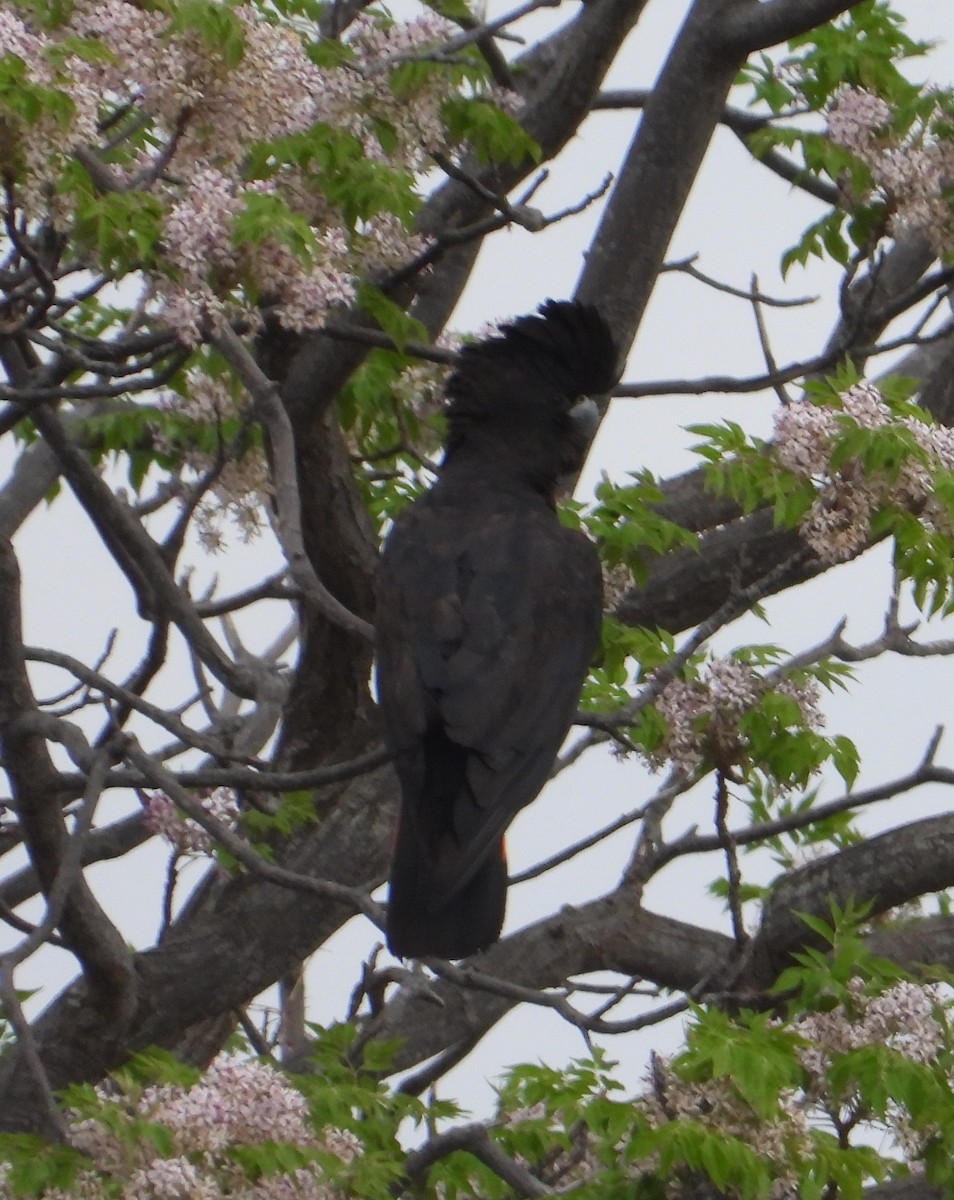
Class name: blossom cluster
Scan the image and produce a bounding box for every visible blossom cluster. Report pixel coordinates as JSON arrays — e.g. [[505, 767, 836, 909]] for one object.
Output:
[[504, 977, 948, 1200], [141, 786, 239, 856], [794, 976, 945, 1084], [647, 656, 823, 777], [793, 976, 947, 1161], [639, 1058, 810, 1200], [155, 370, 273, 549], [0, 0, 499, 341], [774, 382, 954, 562], [632, 979, 947, 1199], [826, 86, 954, 255], [52, 1057, 361, 1200]]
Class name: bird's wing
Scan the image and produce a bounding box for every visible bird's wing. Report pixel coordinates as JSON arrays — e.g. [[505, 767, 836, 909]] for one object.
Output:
[[375, 497, 602, 901]]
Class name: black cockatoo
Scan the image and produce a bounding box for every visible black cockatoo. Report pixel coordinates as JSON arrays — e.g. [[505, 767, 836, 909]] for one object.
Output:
[[375, 299, 620, 959]]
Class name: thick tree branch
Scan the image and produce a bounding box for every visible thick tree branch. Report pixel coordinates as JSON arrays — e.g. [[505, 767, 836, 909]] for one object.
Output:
[[749, 813, 954, 985], [0, 753, 396, 1128], [400, 1123, 550, 1199], [722, 0, 865, 55], [0, 540, 137, 1057], [576, 0, 745, 352]]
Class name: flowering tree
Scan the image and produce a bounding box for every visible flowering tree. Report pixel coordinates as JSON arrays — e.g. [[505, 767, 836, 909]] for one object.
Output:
[[3, 0, 954, 1194]]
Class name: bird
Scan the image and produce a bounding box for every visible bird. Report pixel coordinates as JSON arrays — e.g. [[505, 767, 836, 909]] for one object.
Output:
[[374, 299, 621, 959]]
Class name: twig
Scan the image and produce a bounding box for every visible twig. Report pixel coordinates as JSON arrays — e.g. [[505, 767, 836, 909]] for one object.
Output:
[[398, 1122, 550, 1199], [749, 272, 792, 405], [383, 169, 606, 293], [591, 90, 841, 206], [212, 326, 375, 643], [317, 321, 457, 365], [662, 728, 952, 863], [613, 319, 954, 400], [509, 769, 690, 885], [432, 152, 548, 231], [714, 769, 747, 948], [123, 739, 384, 926], [661, 253, 818, 309], [25, 645, 264, 763], [424, 958, 691, 1037], [195, 571, 298, 617], [51, 744, 393, 800], [30, 404, 258, 696]]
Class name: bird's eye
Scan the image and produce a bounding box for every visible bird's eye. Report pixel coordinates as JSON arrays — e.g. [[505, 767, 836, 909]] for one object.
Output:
[[567, 395, 600, 440]]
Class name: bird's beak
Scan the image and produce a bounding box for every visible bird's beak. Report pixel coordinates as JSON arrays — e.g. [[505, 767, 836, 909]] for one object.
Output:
[[568, 396, 600, 442]]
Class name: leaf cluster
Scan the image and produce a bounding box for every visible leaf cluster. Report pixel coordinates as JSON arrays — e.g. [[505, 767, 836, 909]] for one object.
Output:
[[688, 419, 816, 527], [737, 2, 939, 272], [586, 472, 699, 583]]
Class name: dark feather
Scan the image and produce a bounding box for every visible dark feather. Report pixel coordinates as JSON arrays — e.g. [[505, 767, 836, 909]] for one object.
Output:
[[375, 300, 620, 959]]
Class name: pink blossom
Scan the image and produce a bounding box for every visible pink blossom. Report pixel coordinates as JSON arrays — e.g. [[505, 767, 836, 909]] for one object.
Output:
[[826, 86, 954, 255], [773, 382, 954, 562], [141, 787, 239, 857], [62, 1057, 362, 1200], [801, 481, 875, 563], [772, 400, 836, 479], [795, 977, 945, 1091], [826, 87, 892, 154], [162, 166, 242, 282], [648, 657, 823, 777], [125, 1157, 221, 1200], [0, 8, 46, 62], [146, 1059, 314, 1150], [639, 1058, 809, 1200]]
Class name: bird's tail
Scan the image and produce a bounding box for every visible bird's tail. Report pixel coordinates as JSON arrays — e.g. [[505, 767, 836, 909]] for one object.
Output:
[[385, 818, 507, 960]]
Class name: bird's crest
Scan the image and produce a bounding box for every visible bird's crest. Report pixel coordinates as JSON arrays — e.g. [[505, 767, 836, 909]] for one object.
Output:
[[447, 299, 621, 409]]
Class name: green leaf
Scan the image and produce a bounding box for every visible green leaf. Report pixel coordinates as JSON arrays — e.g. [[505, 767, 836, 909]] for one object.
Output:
[[831, 734, 860, 789], [441, 95, 540, 166], [356, 284, 428, 353], [783, 210, 850, 275], [0, 1136, 86, 1197], [256, 124, 420, 227], [586, 471, 697, 580], [162, 0, 247, 67], [232, 190, 319, 262], [72, 185, 164, 273]]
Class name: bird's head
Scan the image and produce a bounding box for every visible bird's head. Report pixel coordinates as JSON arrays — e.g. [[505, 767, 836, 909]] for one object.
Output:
[[443, 300, 622, 492]]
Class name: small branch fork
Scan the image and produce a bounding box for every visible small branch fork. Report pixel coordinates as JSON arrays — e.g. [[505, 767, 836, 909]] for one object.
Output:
[[383, 167, 613, 294], [663, 727, 949, 863], [122, 740, 384, 929], [397, 1122, 551, 1199], [211, 325, 374, 643]]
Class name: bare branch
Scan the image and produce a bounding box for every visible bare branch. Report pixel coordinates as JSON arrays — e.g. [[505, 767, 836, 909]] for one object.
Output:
[[592, 90, 841, 205], [400, 1122, 551, 1199], [664, 729, 951, 862], [212, 326, 375, 643], [122, 739, 384, 927], [661, 253, 819, 308], [24, 645, 266, 762], [0, 538, 137, 1013]]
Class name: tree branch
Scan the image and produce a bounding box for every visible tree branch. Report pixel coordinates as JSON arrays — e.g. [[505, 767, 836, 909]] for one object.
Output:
[[722, 0, 865, 55], [29, 405, 260, 697], [0, 538, 137, 1030]]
